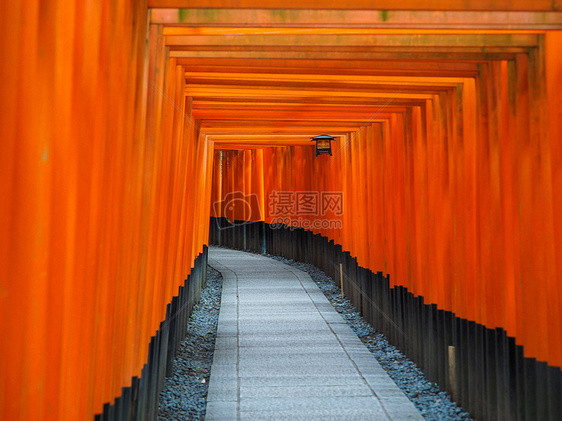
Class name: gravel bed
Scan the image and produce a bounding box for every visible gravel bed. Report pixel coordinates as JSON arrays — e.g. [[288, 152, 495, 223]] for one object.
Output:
[[269, 255, 473, 421], [158, 253, 473, 420], [157, 265, 223, 421]]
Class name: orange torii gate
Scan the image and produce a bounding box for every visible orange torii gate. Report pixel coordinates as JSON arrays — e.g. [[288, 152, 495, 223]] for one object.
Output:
[[1, 1, 561, 420]]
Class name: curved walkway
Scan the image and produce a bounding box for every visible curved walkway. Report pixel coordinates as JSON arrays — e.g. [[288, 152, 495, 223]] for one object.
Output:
[[206, 247, 423, 421]]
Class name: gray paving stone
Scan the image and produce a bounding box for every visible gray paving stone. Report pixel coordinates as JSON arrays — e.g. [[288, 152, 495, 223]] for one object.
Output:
[[238, 347, 348, 357], [204, 401, 237, 421], [237, 361, 358, 377], [206, 248, 423, 421], [240, 383, 374, 399], [216, 326, 238, 337], [208, 363, 237, 379], [239, 374, 369, 388], [238, 335, 340, 348], [208, 350, 238, 366], [206, 377, 238, 402], [239, 411, 387, 421], [214, 336, 238, 350], [363, 374, 409, 393], [239, 395, 387, 412], [378, 396, 427, 419]]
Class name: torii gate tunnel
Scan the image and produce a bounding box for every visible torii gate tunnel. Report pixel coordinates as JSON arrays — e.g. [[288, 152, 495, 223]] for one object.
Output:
[[1, 1, 562, 420]]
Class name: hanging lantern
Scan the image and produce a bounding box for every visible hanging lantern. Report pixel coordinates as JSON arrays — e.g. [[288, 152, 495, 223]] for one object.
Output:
[[311, 135, 336, 156]]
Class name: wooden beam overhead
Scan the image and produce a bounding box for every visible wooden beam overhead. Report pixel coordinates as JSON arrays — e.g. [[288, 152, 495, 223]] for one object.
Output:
[[162, 28, 546, 35], [208, 134, 362, 148], [211, 134, 343, 139], [185, 83, 457, 96], [165, 33, 540, 47], [192, 96, 428, 106], [192, 111, 396, 121], [151, 8, 562, 29], [175, 58, 482, 75], [184, 72, 468, 84], [186, 86, 435, 100], [147, 1, 562, 12], [203, 127, 362, 134], [200, 120, 370, 128], [170, 50, 524, 60], [194, 102, 407, 109], [151, 5, 558, 150]]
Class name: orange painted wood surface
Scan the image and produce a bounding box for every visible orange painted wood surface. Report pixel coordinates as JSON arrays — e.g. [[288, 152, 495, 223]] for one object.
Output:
[[148, 0, 562, 12], [0, 2, 213, 419], [2, 1, 561, 420], [211, 40, 562, 370]]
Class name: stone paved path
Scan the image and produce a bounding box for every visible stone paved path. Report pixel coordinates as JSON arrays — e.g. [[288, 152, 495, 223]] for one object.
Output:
[[206, 246, 423, 421]]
